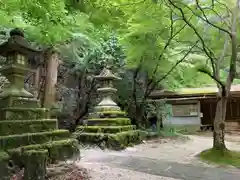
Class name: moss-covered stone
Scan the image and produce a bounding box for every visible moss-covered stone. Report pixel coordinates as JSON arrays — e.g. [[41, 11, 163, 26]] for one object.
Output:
[[74, 130, 143, 150], [0, 28, 80, 180], [107, 130, 142, 150], [87, 118, 131, 126], [23, 150, 48, 180], [0, 119, 58, 136], [74, 132, 109, 144], [74, 67, 143, 150], [0, 107, 49, 120], [76, 125, 136, 133], [8, 139, 80, 166], [91, 111, 127, 118], [0, 96, 40, 109], [0, 151, 11, 180], [47, 139, 79, 163], [0, 130, 70, 149]]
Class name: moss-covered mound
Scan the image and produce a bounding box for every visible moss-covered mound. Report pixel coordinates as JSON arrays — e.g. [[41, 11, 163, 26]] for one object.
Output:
[[199, 148, 240, 168]]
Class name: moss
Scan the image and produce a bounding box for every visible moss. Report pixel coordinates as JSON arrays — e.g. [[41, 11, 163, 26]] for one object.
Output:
[[8, 139, 80, 166], [95, 111, 127, 118], [0, 130, 70, 149], [0, 96, 40, 108], [76, 125, 136, 133], [199, 148, 240, 168], [1, 107, 48, 120], [0, 151, 11, 180], [107, 130, 142, 150], [74, 132, 109, 144], [23, 149, 48, 180], [0, 151, 9, 161], [178, 87, 217, 94], [96, 111, 126, 115], [87, 118, 131, 126], [74, 130, 142, 150], [12, 97, 40, 108], [47, 139, 79, 163], [0, 119, 58, 136]]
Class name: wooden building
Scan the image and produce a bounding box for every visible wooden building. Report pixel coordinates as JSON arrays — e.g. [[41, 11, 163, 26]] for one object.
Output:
[[149, 85, 240, 132]]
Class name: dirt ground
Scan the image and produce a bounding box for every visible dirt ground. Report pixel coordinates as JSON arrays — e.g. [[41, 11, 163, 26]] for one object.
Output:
[[76, 134, 240, 180]]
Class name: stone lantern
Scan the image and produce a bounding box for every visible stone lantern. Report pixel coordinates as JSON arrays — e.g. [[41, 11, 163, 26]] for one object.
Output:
[[0, 28, 41, 107], [94, 66, 122, 112]]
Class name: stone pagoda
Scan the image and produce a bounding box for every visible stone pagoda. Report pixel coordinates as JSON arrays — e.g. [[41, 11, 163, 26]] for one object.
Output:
[[0, 28, 79, 179], [74, 67, 142, 150]]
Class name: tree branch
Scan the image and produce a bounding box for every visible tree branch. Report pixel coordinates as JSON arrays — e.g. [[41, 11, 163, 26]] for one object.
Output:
[[167, 0, 217, 76], [195, 0, 231, 36], [146, 40, 199, 97], [147, 10, 190, 86]]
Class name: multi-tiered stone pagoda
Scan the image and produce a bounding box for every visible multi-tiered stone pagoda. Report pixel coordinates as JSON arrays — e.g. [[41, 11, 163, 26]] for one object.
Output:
[[0, 28, 79, 179], [74, 67, 142, 150]]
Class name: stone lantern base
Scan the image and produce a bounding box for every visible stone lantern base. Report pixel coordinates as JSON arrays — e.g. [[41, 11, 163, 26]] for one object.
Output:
[[73, 107, 145, 150], [0, 95, 80, 168]]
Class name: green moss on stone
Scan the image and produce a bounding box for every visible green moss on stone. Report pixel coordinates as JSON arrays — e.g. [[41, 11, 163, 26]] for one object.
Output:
[[74, 132, 109, 144], [47, 139, 79, 163], [0, 96, 40, 109], [0, 119, 58, 136], [74, 130, 143, 150], [0, 151, 11, 180], [87, 118, 131, 126], [23, 149, 48, 180], [0, 130, 70, 149], [96, 111, 126, 115], [0, 151, 9, 161], [107, 130, 142, 150], [76, 125, 136, 133], [0, 107, 48, 120], [8, 139, 79, 166], [95, 111, 127, 118]]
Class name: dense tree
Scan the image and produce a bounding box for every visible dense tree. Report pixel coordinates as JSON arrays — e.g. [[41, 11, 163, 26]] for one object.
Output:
[[2, 0, 238, 143], [167, 0, 240, 151]]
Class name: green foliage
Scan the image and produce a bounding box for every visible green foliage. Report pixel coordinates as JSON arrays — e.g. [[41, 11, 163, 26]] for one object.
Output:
[[2, 0, 240, 133]]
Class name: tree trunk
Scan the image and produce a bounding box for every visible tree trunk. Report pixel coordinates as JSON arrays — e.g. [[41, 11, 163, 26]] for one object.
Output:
[[213, 96, 227, 151], [43, 49, 59, 109]]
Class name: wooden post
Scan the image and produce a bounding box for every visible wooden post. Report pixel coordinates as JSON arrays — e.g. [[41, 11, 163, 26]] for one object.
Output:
[[43, 49, 59, 109]]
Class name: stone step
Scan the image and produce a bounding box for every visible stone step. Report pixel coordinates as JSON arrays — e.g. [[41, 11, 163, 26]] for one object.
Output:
[[11, 97, 40, 108], [89, 111, 127, 118], [87, 118, 131, 126], [0, 119, 58, 136], [8, 139, 80, 165], [0, 96, 40, 108], [74, 130, 142, 150], [0, 130, 70, 150], [0, 107, 49, 120], [76, 125, 136, 133]]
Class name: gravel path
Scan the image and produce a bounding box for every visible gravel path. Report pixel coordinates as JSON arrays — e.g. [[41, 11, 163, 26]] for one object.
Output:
[[76, 135, 240, 180]]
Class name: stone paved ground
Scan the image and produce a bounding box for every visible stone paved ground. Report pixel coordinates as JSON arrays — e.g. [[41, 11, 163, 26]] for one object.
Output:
[[76, 135, 240, 180]]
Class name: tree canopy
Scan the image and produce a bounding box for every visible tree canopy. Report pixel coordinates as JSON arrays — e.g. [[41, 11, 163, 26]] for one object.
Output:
[[1, 0, 240, 89]]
